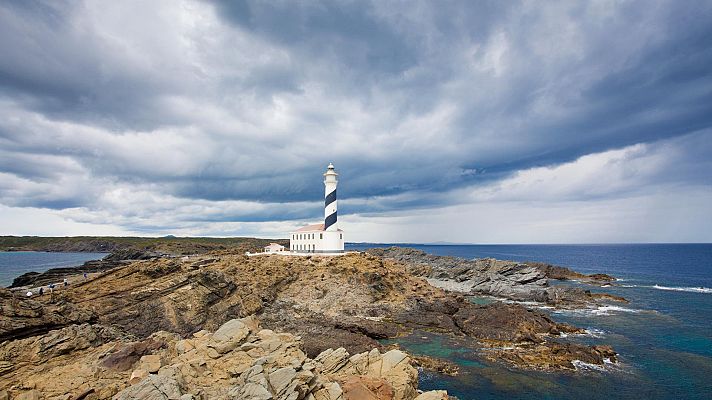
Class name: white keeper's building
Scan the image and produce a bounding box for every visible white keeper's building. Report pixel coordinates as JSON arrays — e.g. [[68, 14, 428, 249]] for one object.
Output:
[[289, 163, 344, 253]]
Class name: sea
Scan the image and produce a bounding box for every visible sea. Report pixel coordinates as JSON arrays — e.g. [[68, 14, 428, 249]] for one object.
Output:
[[1, 245, 711, 399], [0, 251, 109, 287], [347, 243, 712, 400]]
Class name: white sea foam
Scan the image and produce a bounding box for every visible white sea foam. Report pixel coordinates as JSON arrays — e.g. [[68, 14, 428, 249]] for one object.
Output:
[[620, 283, 712, 293], [554, 305, 646, 317], [572, 360, 606, 371], [590, 305, 643, 316], [583, 328, 607, 337], [651, 284, 712, 294], [482, 346, 516, 350]]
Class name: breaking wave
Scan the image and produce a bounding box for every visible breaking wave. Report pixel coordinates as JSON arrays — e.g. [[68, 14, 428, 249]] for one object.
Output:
[[650, 285, 712, 294], [620, 284, 712, 294], [553, 305, 648, 317]]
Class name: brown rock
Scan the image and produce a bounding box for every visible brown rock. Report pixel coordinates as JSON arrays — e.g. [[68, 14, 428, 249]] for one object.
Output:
[[452, 302, 572, 342], [15, 391, 41, 400], [341, 376, 394, 400], [100, 338, 165, 371], [113, 374, 182, 400], [140, 354, 162, 373], [130, 368, 149, 384], [414, 391, 449, 400]]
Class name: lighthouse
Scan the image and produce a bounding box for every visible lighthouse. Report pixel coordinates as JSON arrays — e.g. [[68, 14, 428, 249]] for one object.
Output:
[[289, 163, 345, 253], [324, 163, 338, 231]]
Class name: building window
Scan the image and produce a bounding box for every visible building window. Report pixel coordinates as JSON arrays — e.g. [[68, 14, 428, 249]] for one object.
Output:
[[340, 234, 342, 239], [320, 233, 323, 239]]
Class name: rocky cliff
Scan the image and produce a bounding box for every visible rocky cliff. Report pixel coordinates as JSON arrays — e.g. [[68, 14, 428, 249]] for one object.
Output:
[[0, 248, 624, 398]]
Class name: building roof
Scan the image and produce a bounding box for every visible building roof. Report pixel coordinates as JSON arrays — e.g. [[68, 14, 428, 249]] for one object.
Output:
[[295, 223, 325, 232], [265, 243, 284, 247], [291, 223, 342, 233]]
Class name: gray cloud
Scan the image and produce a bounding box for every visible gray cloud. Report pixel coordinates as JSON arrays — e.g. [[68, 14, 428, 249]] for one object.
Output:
[[0, 0, 710, 240]]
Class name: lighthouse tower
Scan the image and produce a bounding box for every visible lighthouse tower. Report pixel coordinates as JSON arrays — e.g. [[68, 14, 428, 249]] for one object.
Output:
[[288, 163, 345, 253], [324, 163, 338, 231]]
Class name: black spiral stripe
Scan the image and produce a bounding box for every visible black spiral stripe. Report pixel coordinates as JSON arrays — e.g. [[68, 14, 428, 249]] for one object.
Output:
[[325, 211, 337, 230], [325, 189, 337, 207]]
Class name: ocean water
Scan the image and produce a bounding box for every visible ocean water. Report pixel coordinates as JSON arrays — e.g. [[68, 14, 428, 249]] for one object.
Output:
[[0, 251, 108, 287], [347, 243, 712, 400]]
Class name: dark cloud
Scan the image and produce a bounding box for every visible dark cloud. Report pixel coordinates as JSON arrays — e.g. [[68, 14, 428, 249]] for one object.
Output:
[[212, 0, 419, 76], [0, 0, 710, 237]]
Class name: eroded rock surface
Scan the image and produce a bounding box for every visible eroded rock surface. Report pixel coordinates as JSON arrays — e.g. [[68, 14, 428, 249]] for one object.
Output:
[[367, 247, 624, 306], [0, 317, 447, 400], [0, 290, 95, 342]]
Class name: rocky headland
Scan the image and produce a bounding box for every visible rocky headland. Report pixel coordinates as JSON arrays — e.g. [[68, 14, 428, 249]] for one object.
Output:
[[0, 247, 624, 399], [366, 247, 625, 307]]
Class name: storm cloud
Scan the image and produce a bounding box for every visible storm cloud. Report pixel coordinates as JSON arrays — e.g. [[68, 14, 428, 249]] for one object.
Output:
[[1, 0, 711, 242]]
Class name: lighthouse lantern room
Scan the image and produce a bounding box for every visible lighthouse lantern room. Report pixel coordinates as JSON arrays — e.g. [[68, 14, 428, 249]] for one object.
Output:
[[289, 163, 345, 253]]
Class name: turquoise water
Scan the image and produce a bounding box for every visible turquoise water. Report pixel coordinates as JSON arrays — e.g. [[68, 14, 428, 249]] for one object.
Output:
[[348, 244, 712, 400], [0, 251, 108, 287]]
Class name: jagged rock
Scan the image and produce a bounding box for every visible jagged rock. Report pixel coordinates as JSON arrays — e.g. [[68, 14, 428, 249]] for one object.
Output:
[[367, 247, 624, 306], [101, 338, 166, 371], [130, 368, 149, 384], [341, 376, 394, 400], [140, 354, 162, 373], [484, 341, 618, 371], [14, 390, 40, 400], [380, 350, 408, 372], [0, 290, 96, 342], [314, 348, 418, 400], [236, 382, 273, 400], [269, 367, 297, 394], [414, 391, 449, 400], [175, 339, 194, 354], [315, 348, 351, 374], [0, 323, 129, 380], [0, 314, 437, 400], [452, 302, 580, 343], [113, 374, 183, 400]]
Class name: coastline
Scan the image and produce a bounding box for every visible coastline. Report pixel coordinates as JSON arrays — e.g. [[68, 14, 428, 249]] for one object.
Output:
[[1, 243, 710, 399]]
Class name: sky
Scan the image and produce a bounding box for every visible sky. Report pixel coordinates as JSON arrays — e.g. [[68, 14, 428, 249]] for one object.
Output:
[[1, 0, 711, 243]]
